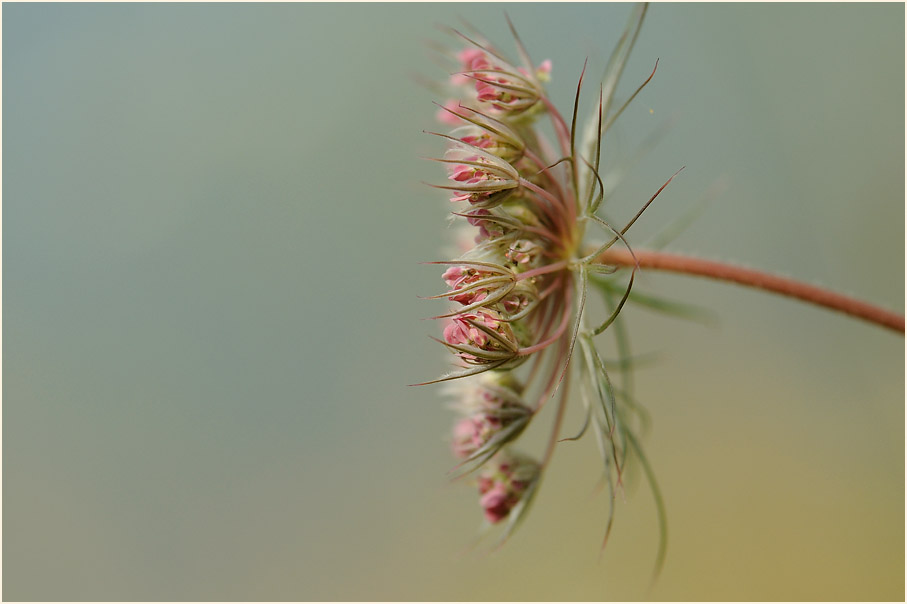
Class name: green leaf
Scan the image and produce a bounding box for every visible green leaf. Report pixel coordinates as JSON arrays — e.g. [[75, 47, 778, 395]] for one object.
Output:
[[577, 2, 649, 203], [504, 13, 535, 77], [600, 2, 649, 126], [645, 176, 728, 250], [592, 268, 635, 336], [409, 359, 509, 386], [625, 429, 668, 583], [591, 274, 718, 325], [560, 403, 591, 443]]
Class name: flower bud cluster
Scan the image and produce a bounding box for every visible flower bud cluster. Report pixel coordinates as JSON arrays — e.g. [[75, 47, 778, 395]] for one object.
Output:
[[447, 373, 531, 467], [427, 39, 572, 527], [421, 11, 670, 565], [459, 47, 544, 113], [476, 449, 539, 524]]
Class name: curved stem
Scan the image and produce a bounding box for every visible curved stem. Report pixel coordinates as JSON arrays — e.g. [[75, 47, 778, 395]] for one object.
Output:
[[595, 248, 905, 334], [539, 96, 571, 159], [519, 284, 574, 355], [541, 370, 570, 469], [520, 178, 569, 240], [523, 147, 567, 202], [517, 259, 569, 281], [539, 95, 579, 227]]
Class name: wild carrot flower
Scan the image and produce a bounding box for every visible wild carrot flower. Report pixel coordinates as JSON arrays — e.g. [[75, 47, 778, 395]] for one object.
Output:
[[417, 4, 676, 571], [413, 5, 907, 583]]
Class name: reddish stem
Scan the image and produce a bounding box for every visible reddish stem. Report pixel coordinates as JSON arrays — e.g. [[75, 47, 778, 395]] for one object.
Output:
[[540, 96, 571, 159], [518, 179, 568, 239], [523, 147, 567, 202], [517, 259, 569, 281], [596, 248, 905, 334], [532, 325, 569, 413], [520, 283, 574, 355], [537, 96, 579, 228]]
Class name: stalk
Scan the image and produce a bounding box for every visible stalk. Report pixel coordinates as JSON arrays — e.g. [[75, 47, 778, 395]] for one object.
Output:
[[595, 248, 905, 334]]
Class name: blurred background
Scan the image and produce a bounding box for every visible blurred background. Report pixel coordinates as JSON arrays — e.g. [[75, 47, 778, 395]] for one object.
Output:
[[4, 3, 903, 601]]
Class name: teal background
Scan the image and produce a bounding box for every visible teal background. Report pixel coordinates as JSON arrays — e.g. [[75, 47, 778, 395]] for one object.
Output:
[[4, 3, 903, 600]]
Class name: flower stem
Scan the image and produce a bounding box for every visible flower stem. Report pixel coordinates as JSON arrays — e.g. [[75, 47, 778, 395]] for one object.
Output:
[[517, 259, 569, 281], [595, 248, 905, 334], [539, 96, 571, 159], [541, 370, 570, 469]]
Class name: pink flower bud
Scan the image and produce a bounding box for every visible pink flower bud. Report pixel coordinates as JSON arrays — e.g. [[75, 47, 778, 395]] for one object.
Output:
[[501, 289, 533, 315], [473, 72, 540, 113], [463, 209, 507, 241], [442, 308, 526, 366], [432, 136, 520, 209], [436, 100, 465, 125], [459, 133, 496, 150], [458, 48, 488, 70], [480, 483, 512, 523], [445, 155, 517, 206], [476, 451, 539, 524], [450, 48, 490, 86], [449, 377, 531, 461], [506, 239, 541, 269], [442, 265, 500, 306], [443, 309, 506, 351], [452, 415, 499, 458]]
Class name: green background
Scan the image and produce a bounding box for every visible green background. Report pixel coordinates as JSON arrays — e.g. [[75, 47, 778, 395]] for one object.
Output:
[[4, 3, 903, 600]]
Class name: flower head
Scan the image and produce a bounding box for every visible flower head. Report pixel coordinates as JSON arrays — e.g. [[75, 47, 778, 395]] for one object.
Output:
[[439, 142, 521, 208], [448, 373, 531, 462], [442, 309, 522, 364], [457, 48, 544, 114], [419, 9, 672, 567]]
